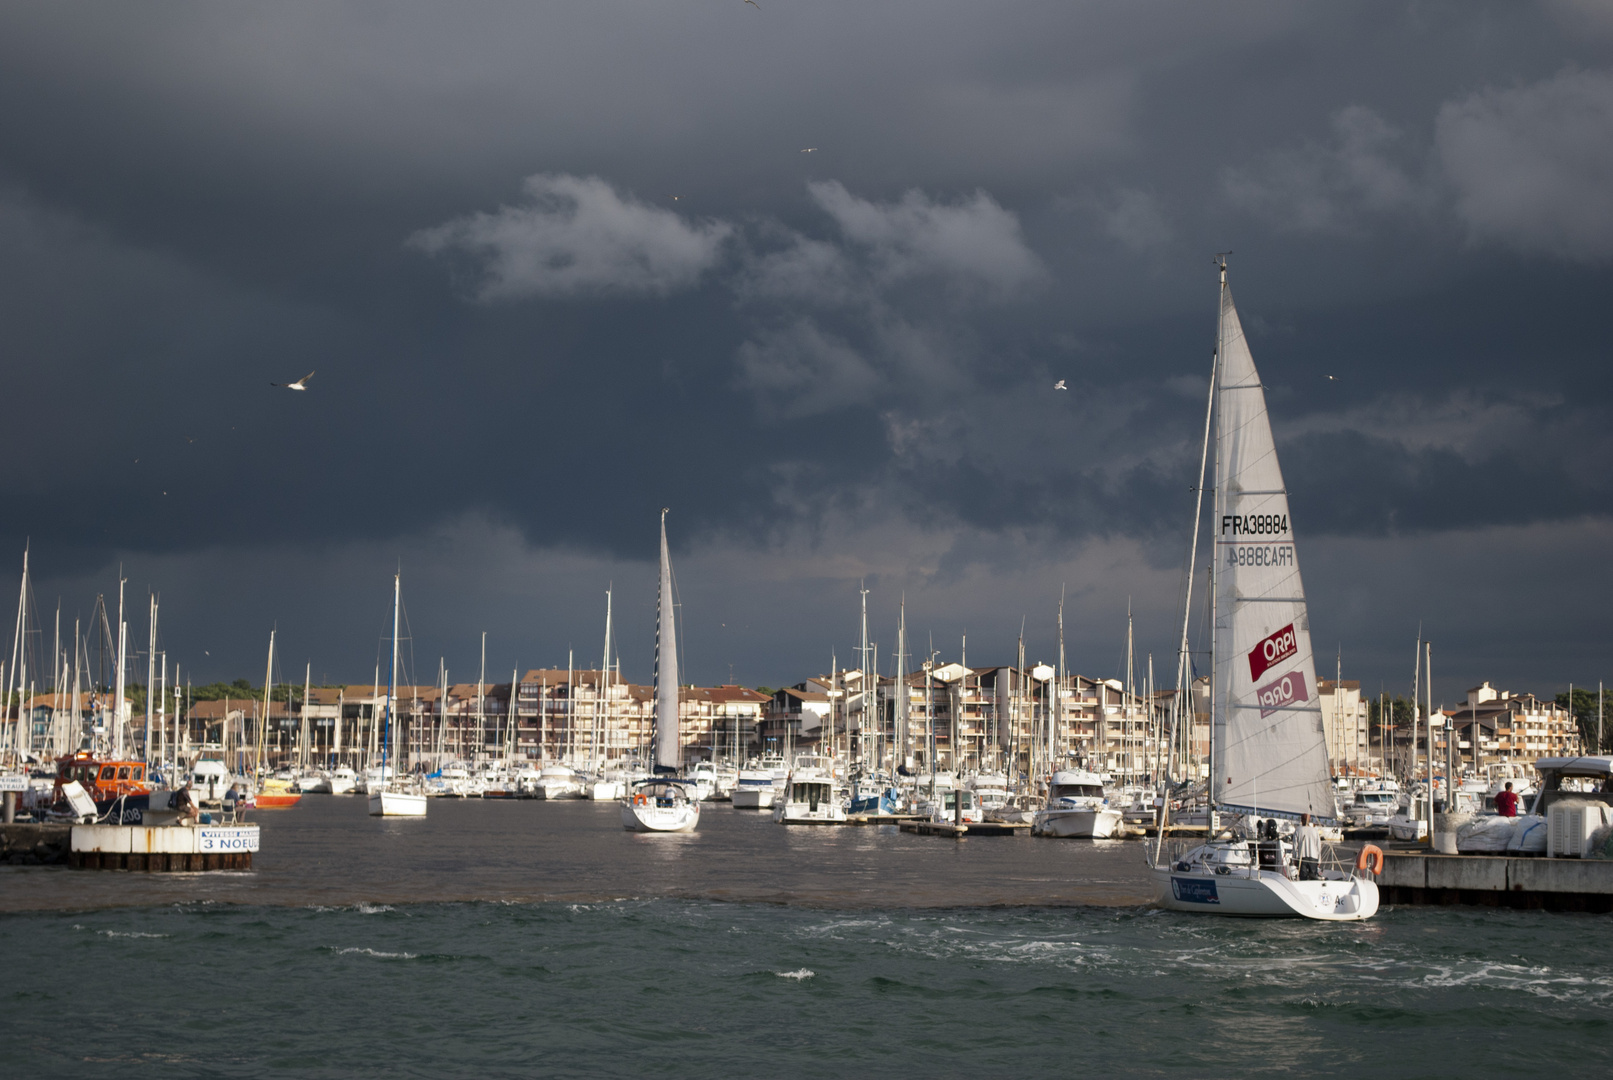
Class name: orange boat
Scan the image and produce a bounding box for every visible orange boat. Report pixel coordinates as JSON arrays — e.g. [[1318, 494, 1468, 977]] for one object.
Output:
[[253, 776, 302, 809]]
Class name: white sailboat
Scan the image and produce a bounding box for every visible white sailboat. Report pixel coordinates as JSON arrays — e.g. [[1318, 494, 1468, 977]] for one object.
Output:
[[1150, 261, 1379, 920], [622, 510, 699, 832], [369, 573, 426, 818]]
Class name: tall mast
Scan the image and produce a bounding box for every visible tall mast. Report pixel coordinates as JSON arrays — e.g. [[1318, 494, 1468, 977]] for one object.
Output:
[[600, 587, 612, 767], [896, 599, 909, 770], [302, 661, 312, 773], [387, 573, 400, 787], [1056, 586, 1065, 774], [859, 582, 869, 769], [145, 592, 157, 763], [1207, 257, 1226, 814], [114, 571, 126, 757], [478, 632, 486, 762]]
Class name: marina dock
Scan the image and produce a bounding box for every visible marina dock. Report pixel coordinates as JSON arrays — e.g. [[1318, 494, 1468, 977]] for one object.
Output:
[[1381, 850, 1613, 912], [68, 823, 260, 872], [1, 823, 72, 865], [899, 820, 1030, 838]]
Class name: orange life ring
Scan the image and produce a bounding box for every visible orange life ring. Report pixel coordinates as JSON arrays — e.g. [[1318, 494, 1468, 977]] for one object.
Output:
[[634, 793, 646, 805], [1355, 844, 1384, 875]]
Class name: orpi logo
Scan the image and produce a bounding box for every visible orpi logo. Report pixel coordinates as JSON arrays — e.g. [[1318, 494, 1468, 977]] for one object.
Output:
[[1256, 670, 1309, 718], [1248, 623, 1297, 681]]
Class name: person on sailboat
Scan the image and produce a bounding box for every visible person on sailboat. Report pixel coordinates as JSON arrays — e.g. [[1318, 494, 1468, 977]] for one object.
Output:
[[1295, 813, 1322, 880], [1495, 782, 1519, 817]]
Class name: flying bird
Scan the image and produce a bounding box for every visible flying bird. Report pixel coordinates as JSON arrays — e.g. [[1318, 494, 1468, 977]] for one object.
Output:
[[272, 371, 315, 391], [1326, 374, 1338, 381], [800, 147, 817, 153], [745, 0, 760, 7], [1054, 380, 1067, 390]]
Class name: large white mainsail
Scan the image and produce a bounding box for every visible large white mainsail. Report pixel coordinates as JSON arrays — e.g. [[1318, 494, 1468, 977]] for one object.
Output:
[[1212, 269, 1335, 823], [654, 509, 680, 771]]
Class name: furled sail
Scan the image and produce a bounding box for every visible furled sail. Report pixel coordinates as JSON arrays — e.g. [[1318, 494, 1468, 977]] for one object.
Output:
[[654, 509, 681, 770], [1212, 276, 1335, 822]]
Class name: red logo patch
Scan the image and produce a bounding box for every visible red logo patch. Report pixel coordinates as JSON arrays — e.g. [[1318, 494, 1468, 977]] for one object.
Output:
[[1256, 670, 1309, 718], [1249, 623, 1297, 681]]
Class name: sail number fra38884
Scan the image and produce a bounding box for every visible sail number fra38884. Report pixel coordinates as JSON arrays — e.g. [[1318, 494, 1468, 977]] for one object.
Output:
[[1225, 544, 1294, 568]]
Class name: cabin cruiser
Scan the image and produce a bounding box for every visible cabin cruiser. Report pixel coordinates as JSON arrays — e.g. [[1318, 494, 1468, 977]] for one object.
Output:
[[773, 755, 846, 825], [621, 777, 700, 832], [689, 761, 719, 802], [329, 766, 358, 795], [533, 765, 581, 800], [732, 764, 780, 809], [1032, 769, 1123, 838], [927, 787, 984, 824], [296, 771, 332, 794], [1342, 784, 1399, 834]]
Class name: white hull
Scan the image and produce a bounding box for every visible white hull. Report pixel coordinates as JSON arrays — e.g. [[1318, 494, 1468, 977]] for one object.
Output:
[[589, 780, 625, 801], [1153, 865, 1379, 920], [329, 775, 357, 795], [1033, 807, 1124, 838], [621, 800, 699, 832], [296, 776, 332, 794], [772, 800, 847, 825], [1387, 814, 1427, 842], [368, 790, 428, 817], [732, 787, 776, 809]]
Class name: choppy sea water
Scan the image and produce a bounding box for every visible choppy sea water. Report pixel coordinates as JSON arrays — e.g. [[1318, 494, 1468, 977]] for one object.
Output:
[[4, 798, 1611, 1077]]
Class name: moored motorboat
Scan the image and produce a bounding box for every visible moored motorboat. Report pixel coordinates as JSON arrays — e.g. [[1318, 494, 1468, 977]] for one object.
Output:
[[1032, 770, 1122, 838], [773, 755, 846, 825]]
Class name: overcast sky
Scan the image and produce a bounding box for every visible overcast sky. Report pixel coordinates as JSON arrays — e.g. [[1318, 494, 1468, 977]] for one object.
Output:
[[2, 2, 1611, 706]]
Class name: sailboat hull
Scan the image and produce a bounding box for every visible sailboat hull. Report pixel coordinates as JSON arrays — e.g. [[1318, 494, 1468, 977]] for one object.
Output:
[[368, 790, 427, 817], [621, 800, 699, 832], [1152, 866, 1379, 920]]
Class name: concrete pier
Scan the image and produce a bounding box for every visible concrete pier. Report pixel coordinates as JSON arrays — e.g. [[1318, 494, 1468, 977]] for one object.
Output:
[[1381, 851, 1613, 912], [69, 823, 260, 872]]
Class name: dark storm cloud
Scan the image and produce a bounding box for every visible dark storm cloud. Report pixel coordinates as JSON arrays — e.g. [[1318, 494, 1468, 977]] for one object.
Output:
[[0, 2, 1610, 701]]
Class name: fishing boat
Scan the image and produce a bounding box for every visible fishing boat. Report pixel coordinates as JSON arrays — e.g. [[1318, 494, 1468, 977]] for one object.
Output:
[[1032, 769, 1123, 838], [368, 573, 427, 818], [1149, 261, 1379, 920], [620, 777, 700, 832], [621, 509, 700, 833]]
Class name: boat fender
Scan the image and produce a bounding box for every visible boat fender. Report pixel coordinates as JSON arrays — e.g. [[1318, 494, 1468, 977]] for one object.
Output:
[[1355, 844, 1384, 875]]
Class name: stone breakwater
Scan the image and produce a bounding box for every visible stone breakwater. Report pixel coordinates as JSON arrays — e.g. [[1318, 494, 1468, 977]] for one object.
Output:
[[0, 823, 71, 865]]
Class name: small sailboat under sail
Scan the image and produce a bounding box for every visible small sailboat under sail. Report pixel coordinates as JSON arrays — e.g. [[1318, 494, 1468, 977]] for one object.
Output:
[[1150, 261, 1379, 920], [622, 510, 699, 833]]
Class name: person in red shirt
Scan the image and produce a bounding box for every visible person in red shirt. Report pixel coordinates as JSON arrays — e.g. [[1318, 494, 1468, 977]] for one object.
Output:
[[1495, 782, 1519, 817]]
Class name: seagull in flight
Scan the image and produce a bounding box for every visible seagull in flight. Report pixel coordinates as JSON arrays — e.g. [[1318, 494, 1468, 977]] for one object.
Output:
[[272, 371, 315, 391], [745, 0, 760, 7], [1054, 380, 1067, 390], [1325, 374, 1337, 381], [800, 147, 817, 153]]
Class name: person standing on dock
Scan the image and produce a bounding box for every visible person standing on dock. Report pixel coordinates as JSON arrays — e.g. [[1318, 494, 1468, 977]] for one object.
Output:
[[1295, 813, 1321, 880], [1496, 783, 1519, 817]]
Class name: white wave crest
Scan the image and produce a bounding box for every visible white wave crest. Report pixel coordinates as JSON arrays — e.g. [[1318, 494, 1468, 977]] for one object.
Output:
[[335, 947, 417, 960], [98, 930, 170, 939], [776, 969, 815, 980]]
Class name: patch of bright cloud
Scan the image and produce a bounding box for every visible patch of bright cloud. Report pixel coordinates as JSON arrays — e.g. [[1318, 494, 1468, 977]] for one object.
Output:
[[409, 173, 732, 300]]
